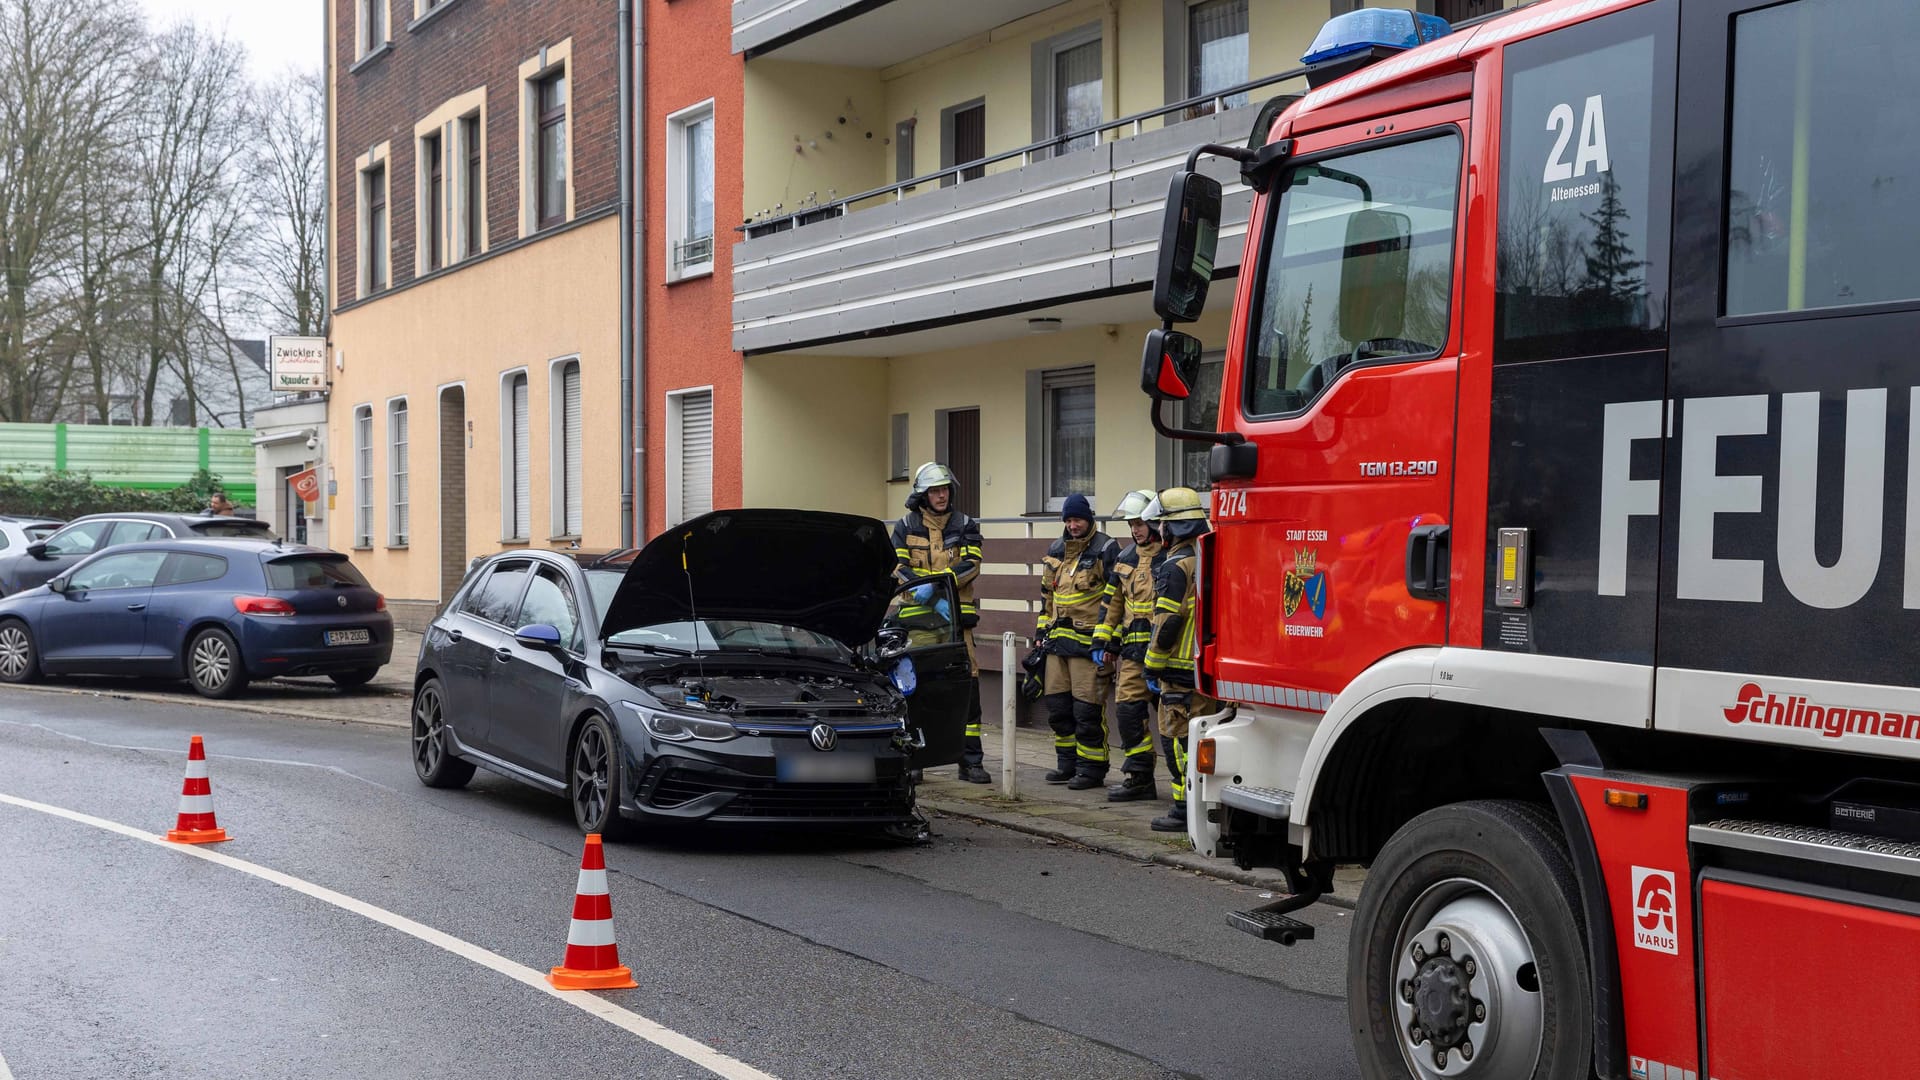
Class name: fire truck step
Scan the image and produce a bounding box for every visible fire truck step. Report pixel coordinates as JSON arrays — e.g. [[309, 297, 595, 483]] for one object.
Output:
[[1228, 907, 1316, 945], [1220, 785, 1295, 821], [1691, 820, 1920, 878]]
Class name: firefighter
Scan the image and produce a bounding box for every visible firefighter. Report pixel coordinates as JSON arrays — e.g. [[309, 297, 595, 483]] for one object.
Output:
[[1095, 489, 1163, 802], [1143, 486, 1215, 832], [891, 462, 991, 784], [1037, 493, 1119, 789]]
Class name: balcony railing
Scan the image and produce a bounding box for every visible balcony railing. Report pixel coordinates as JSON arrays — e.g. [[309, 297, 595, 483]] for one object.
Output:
[[742, 65, 1308, 240], [673, 234, 715, 273]]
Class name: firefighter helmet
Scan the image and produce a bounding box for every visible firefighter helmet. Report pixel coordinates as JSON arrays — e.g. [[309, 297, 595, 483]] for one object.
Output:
[[911, 462, 958, 496], [1147, 486, 1208, 522], [1113, 489, 1158, 522]]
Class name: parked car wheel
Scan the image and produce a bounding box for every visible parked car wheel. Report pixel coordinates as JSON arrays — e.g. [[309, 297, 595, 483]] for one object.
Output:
[[411, 678, 475, 789], [569, 713, 635, 840], [329, 666, 381, 690], [186, 628, 249, 699], [0, 619, 41, 684]]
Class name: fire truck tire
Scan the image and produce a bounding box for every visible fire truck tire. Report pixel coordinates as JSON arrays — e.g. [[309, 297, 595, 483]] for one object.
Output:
[[1348, 799, 1592, 1080]]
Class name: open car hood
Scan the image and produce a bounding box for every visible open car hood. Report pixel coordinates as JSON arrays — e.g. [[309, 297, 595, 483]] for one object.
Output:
[[599, 509, 898, 648]]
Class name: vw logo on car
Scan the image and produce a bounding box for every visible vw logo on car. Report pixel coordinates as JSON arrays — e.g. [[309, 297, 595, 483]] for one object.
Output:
[[808, 723, 837, 752]]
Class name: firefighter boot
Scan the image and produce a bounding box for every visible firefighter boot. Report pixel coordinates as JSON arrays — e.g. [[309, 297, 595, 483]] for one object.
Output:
[[1151, 801, 1187, 832], [957, 764, 992, 784], [1044, 692, 1078, 782], [1107, 774, 1158, 802], [1065, 697, 1109, 789]]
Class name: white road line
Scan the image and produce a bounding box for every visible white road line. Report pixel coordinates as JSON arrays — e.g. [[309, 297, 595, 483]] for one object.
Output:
[[0, 792, 778, 1080], [0, 1046, 13, 1080]]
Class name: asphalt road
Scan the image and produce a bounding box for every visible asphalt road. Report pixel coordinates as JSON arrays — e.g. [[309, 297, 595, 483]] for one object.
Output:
[[0, 688, 1359, 1080]]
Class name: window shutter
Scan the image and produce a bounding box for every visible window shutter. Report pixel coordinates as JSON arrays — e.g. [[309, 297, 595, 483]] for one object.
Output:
[[562, 364, 583, 535], [512, 376, 530, 538], [680, 391, 713, 522]]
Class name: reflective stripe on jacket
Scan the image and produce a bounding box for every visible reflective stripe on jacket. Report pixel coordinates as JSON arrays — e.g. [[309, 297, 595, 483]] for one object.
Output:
[[1097, 539, 1163, 661], [1038, 530, 1117, 658], [891, 509, 983, 629], [1145, 543, 1198, 684]]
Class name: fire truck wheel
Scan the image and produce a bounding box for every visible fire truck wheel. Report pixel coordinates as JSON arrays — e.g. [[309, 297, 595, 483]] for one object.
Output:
[[1348, 800, 1592, 1080]]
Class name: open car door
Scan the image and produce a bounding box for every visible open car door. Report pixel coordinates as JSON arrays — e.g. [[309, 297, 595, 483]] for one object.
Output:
[[879, 577, 972, 770]]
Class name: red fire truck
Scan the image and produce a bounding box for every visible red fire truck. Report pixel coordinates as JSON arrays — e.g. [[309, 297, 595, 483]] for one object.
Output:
[[1143, 0, 1920, 1076]]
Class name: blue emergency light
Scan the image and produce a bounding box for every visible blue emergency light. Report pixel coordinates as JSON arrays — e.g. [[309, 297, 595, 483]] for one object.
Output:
[[1302, 8, 1452, 66]]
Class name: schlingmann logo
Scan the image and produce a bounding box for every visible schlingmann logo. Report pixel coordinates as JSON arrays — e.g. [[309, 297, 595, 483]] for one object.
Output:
[[1723, 682, 1920, 741]]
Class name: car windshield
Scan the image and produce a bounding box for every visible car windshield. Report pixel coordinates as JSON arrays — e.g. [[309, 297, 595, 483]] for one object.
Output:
[[267, 556, 371, 590], [607, 619, 852, 661], [193, 520, 273, 537], [585, 569, 623, 621]]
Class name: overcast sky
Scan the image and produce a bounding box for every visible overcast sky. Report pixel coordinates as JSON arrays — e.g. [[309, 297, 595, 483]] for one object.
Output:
[[138, 0, 324, 79]]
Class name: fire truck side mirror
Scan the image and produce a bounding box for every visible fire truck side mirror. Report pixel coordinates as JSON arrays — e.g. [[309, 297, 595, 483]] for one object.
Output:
[[1141, 328, 1202, 402], [1153, 170, 1222, 323]]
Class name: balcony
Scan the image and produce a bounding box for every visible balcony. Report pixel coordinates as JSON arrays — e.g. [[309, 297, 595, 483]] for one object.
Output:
[[733, 0, 1062, 62], [731, 71, 1302, 354]]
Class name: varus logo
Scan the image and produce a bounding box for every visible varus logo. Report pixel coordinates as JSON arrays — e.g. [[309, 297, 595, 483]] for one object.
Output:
[[1629, 866, 1677, 954], [1722, 682, 1920, 742]]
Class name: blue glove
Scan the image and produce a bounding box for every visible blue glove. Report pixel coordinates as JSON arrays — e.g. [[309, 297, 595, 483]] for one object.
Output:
[[908, 584, 934, 604], [1091, 649, 1108, 666], [933, 598, 952, 622], [890, 656, 917, 695], [1146, 677, 1161, 695]]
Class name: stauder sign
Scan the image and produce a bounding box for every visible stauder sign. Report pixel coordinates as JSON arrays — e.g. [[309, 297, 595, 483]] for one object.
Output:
[[270, 336, 328, 393]]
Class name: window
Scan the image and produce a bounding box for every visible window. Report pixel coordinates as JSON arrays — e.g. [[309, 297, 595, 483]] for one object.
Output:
[[552, 360, 582, 537], [461, 114, 484, 257], [667, 389, 713, 527], [889, 413, 909, 481], [363, 163, 389, 293], [1435, 0, 1501, 21], [667, 101, 715, 279], [1188, 0, 1249, 110], [169, 397, 193, 426], [158, 553, 229, 587], [1046, 30, 1103, 155], [68, 551, 168, 592], [503, 372, 530, 540], [353, 405, 374, 546], [265, 557, 370, 590], [423, 132, 444, 271], [1038, 367, 1096, 510], [1725, 0, 1920, 316], [463, 560, 532, 625], [940, 100, 985, 187], [389, 398, 409, 545], [359, 0, 387, 57], [536, 69, 567, 229], [1496, 3, 1669, 361], [105, 521, 165, 547], [42, 520, 111, 557], [895, 120, 916, 184], [1245, 134, 1462, 418], [518, 566, 583, 651]]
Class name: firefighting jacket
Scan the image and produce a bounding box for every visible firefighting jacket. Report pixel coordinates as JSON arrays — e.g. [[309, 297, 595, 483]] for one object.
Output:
[[891, 508, 982, 629], [1097, 539, 1163, 662], [1038, 531, 1117, 658], [1146, 541, 1198, 685]]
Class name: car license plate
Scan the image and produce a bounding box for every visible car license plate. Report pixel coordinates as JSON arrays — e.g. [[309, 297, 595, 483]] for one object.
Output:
[[326, 628, 372, 647], [776, 753, 875, 783]]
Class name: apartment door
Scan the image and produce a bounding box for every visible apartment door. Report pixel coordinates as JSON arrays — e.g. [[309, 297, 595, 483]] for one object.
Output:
[[279, 466, 310, 545], [439, 386, 467, 607], [940, 408, 981, 519], [941, 100, 985, 187]]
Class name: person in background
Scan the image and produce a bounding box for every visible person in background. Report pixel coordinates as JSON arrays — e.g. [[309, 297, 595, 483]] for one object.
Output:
[[1143, 487, 1215, 833], [1037, 494, 1118, 789], [1096, 489, 1164, 802], [890, 462, 991, 784], [203, 491, 236, 516]]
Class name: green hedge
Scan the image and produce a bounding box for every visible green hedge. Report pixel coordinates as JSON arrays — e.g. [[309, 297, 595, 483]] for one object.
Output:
[[0, 468, 229, 521]]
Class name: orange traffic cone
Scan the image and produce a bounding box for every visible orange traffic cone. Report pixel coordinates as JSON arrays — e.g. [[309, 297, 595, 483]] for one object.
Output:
[[164, 735, 230, 844], [547, 833, 637, 989]]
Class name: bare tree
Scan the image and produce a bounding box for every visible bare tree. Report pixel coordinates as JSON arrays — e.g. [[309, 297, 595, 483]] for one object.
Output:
[[250, 70, 326, 338], [0, 0, 142, 421]]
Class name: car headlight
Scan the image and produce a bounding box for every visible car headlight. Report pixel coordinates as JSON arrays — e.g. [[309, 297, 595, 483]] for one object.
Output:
[[621, 700, 737, 742]]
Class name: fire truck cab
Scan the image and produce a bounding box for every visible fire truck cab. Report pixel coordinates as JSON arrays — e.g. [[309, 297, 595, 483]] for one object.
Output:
[[1145, 1, 1920, 1077]]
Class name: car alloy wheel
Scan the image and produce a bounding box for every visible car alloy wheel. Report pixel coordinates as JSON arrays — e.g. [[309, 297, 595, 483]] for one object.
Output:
[[411, 678, 474, 789], [569, 715, 633, 840], [0, 621, 36, 682], [191, 635, 232, 689]]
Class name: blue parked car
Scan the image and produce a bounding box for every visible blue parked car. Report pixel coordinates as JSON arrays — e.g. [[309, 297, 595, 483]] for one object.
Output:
[[0, 538, 393, 698]]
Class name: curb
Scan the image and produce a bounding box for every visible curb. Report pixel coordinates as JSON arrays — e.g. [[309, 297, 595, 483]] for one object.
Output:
[[0, 681, 411, 731], [919, 793, 1360, 908]]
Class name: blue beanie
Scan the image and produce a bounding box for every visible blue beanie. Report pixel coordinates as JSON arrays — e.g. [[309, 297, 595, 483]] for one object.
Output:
[[1061, 493, 1094, 522]]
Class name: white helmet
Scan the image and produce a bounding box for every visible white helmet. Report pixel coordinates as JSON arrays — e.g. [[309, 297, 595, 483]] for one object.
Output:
[[911, 461, 958, 496], [1113, 489, 1157, 521]]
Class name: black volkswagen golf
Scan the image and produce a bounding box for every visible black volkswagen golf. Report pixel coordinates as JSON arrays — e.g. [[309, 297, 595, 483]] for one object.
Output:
[[411, 509, 972, 839]]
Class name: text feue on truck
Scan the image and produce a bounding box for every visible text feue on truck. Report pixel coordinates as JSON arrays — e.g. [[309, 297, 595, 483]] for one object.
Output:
[[1143, 1, 1920, 1078]]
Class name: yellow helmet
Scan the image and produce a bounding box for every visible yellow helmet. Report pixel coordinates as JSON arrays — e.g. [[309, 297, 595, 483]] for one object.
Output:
[[1113, 489, 1158, 521], [1148, 486, 1208, 522]]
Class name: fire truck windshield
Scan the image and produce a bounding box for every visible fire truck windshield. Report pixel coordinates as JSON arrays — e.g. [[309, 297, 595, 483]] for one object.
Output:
[[1243, 132, 1460, 418]]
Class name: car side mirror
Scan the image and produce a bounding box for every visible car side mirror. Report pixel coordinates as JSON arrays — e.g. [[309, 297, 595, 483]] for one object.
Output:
[[26, 542, 49, 560], [1152, 170, 1222, 323], [1141, 328, 1203, 402], [513, 623, 564, 651], [47, 577, 68, 594], [875, 628, 911, 661]]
